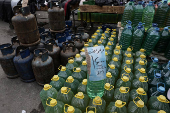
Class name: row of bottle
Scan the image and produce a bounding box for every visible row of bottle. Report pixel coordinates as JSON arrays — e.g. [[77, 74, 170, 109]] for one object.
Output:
[[122, 0, 170, 29]]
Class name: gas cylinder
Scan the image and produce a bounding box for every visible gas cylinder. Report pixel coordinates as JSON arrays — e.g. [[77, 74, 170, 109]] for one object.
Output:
[[60, 42, 79, 66], [32, 48, 55, 85], [45, 39, 61, 74], [13, 46, 35, 82], [71, 34, 84, 51], [77, 27, 89, 42], [11, 36, 20, 49], [48, 3, 65, 32], [12, 6, 40, 46], [0, 43, 18, 78]]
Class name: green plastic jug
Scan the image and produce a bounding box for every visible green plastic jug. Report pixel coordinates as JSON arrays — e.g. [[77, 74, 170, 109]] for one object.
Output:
[[105, 46, 112, 56], [50, 75, 65, 91], [97, 40, 103, 46], [106, 41, 115, 50], [93, 32, 100, 41], [80, 48, 86, 59], [148, 95, 170, 113], [105, 52, 111, 65], [113, 87, 130, 103], [132, 76, 148, 92], [109, 57, 121, 70], [45, 98, 64, 113], [64, 76, 80, 94], [123, 47, 133, 57], [96, 27, 103, 33], [105, 72, 115, 86], [106, 100, 127, 113], [77, 79, 87, 94], [135, 54, 146, 64], [107, 64, 119, 80], [66, 58, 79, 72], [40, 84, 58, 109], [115, 73, 131, 88], [88, 96, 106, 113], [64, 104, 82, 113], [134, 68, 147, 79], [123, 53, 134, 63], [57, 87, 74, 104], [121, 60, 133, 71], [114, 45, 123, 55], [71, 92, 89, 112], [75, 54, 84, 66], [112, 50, 123, 61], [104, 30, 110, 39], [135, 48, 146, 59], [149, 110, 167, 113], [102, 83, 114, 103], [134, 59, 147, 73], [120, 67, 134, 81], [79, 61, 87, 74], [129, 88, 148, 104], [72, 67, 86, 82], [127, 97, 148, 113], [91, 35, 98, 45], [100, 36, 107, 46], [108, 37, 115, 44], [58, 66, 72, 80], [88, 39, 94, 47]]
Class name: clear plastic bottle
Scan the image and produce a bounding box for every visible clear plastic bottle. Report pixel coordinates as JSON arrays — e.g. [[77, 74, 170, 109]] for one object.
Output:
[[142, 2, 155, 30]]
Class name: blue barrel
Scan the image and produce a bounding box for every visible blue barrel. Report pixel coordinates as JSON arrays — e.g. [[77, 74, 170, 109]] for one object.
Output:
[[0, 43, 18, 78], [13, 46, 35, 82]]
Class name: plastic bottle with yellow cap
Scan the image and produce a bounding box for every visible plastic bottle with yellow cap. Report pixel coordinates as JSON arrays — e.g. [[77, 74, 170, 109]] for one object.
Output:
[[135, 48, 146, 59], [77, 79, 87, 94], [80, 48, 86, 59], [71, 92, 89, 112], [64, 76, 80, 94], [66, 58, 79, 72], [114, 45, 123, 56], [102, 83, 114, 103], [134, 68, 147, 79], [75, 54, 84, 66], [148, 95, 170, 113], [132, 76, 148, 92], [56, 87, 74, 104], [123, 47, 133, 57], [127, 97, 148, 113], [50, 75, 65, 91], [106, 100, 127, 113], [105, 52, 112, 65], [113, 87, 130, 103], [72, 67, 86, 82], [149, 110, 167, 113], [105, 72, 116, 86], [64, 104, 82, 113], [91, 35, 98, 45], [134, 59, 147, 73], [121, 60, 133, 71], [79, 61, 87, 74], [45, 98, 64, 113], [96, 27, 103, 33], [123, 53, 134, 63], [115, 73, 132, 89], [112, 49, 123, 61], [109, 57, 121, 70], [105, 46, 113, 56], [100, 35, 107, 46], [40, 84, 58, 109], [106, 40, 116, 50], [135, 54, 147, 65], [129, 88, 148, 104], [88, 39, 94, 47], [88, 96, 106, 113], [97, 40, 103, 46], [104, 30, 110, 38], [58, 66, 72, 80], [120, 67, 134, 82], [107, 64, 119, 80]]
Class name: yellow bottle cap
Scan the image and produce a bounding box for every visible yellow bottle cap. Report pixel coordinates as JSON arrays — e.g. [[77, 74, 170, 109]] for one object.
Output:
[[84, 44, 89, 47], [110, 64, 115, 69], [88, 39, 92, 43], [67, 76, 74, 83], [82, 61, 87, 65], [137, 88, 145, 94], [61, 87, 67, 93], [81, 48, 85, 52], [114, 51, 119, 55], [88, 111, 94, 113], [96, 30, 100, 33], [105, 52, 108, 55], [110, 38, 114, 41], [113, 57, 118, 61], [101, 36, 105, 40], [139, 61, 145, 65], [112, 32, 116, 35], [98, 40, 102, 44], [108, 42, 112, 45], [126, 68, 131, 73], [106, 28, 110, 31], [94, 33, 98, 35], [139, 76, 145, 82], [140, 54, 146, 59], [52, 75, 59, 81], [68, 59, 74, 64], [158, 110, 166, 113], [82, 79, 87, 85], [122, 76, 129, 82], [67, 106, 75, 113], [94, 96, 102, 104], [157, 95, 167, 102], [94, 45, 98, 47], [43, 84, 52, 90], [111, 35, 116, 37], [50, 99, 57, 107], [139, 68, 146, 73], [126, 53, 132, 57], [104, 83, 111, 90], [115, 100, 126, 108], [126, 60, 131, 64], [113, 29, 116, 31], [136, 100, 144, 108], [92, 36, 95, 39], [75, 68, 81, 72], [140, 49, 145, 52], [105, 31, 109, 33], [116, 46, 121, 49], [105, 46, 110, 50], [120, 87, 126, 92], [106, 72, 112, 78], [61, 66, 66, 71], [127, 48, 132, 52], [102, 34, 105, 36], [75, 54, 81, 58], [75, 92, 84, 99]]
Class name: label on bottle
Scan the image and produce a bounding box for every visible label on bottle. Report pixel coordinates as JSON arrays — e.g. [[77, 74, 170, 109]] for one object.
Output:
[[85, 46, 107, 81]]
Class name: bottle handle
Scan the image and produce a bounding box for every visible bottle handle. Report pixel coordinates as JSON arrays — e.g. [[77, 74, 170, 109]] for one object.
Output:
[[105, 85, 114, 91], [128, 46, 133, 50], [46, 97, 57, 107], [121, 102, 126, 107], [157, 96, 170, 103], [73, 67, 77, 72], [124, 66, 128, 72], [108, 42, 113, 45], [157, 82, 165, 89], [133, 97, 142, 107], [86, 106, 96, 113], [58, 65, 63, 71], [64, 104, 70, 113], [151, 57, 155, 61]]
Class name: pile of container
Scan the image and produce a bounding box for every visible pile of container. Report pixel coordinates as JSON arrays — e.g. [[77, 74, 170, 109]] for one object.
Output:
[[39, 27, 170, 113]]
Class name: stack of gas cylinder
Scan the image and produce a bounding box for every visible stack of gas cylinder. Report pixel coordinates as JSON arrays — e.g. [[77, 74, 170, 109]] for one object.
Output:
[[39, 27, 170, 113], [0, 6, 89, 85]]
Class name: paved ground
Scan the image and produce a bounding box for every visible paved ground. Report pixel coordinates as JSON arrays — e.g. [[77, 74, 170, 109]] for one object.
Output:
[[0, 20, 44, 113]]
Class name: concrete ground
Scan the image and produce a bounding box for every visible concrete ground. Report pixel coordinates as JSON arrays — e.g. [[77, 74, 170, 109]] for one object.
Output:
[[0, 20, 44, 113]]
